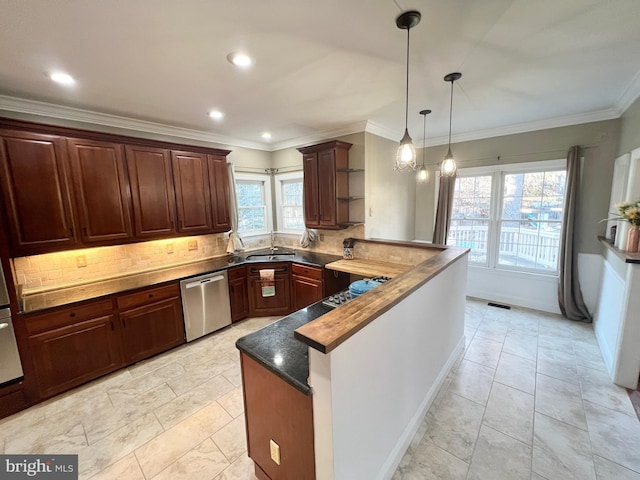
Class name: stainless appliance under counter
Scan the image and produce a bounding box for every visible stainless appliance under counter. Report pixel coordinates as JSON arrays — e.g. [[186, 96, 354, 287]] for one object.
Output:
[[180, 270, 232, 342]]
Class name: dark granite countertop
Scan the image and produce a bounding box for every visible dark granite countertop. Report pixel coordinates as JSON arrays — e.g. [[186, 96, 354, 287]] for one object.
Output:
[[21, 248, 342, 313], [236, 301, 332, 395]]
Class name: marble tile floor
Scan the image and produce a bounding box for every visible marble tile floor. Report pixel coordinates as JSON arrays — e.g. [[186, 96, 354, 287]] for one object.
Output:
[[0, 316, 280, 480], [2, 301, 639, 480], [393, 298, 640, 480]]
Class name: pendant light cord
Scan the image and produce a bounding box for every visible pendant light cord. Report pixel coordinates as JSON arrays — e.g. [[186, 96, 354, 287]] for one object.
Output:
[[405, 27, 410, 129], [448, 80, 453, 149], [422, 113, 427, 166]]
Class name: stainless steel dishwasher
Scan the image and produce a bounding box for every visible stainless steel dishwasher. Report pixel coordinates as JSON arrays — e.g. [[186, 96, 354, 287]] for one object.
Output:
[[180, 270, 232, 342]]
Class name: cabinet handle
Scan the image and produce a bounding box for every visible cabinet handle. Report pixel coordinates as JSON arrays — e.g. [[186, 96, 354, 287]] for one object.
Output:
[[69, 312, 76, 318], [148, 293, 154, 298], [110, 321, 114, 331], [250, 267, 288, 274], [69, 227, 74, 236], [83, 227, 88, 236], [123, 318, 126, 328]]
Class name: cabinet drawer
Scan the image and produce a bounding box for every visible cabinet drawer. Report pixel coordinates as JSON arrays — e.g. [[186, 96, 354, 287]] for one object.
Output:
[[228, 266, 246, 281], [292, 263, 323, 281], [247, 263, 289, 276], [116, 283, 179, 311], [24, 299, 114, 335]]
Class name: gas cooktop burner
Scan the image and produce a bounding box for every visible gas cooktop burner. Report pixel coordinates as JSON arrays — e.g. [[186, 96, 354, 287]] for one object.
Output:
[[322, 276, 391, 309]]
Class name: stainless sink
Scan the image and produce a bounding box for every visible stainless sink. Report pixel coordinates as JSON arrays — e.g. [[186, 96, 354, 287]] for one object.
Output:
[[245, 252, 296, 261]]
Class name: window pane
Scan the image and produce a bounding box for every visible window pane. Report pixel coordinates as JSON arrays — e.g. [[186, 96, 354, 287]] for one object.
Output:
[[238, 206, 266, 232], [449, 175, 492, 264], [448, 219, 489, 264], [499, 169, 565, 272], [236, 179, 266, 233], [280, 179, 304, 231], [498, 221, 561, 271]]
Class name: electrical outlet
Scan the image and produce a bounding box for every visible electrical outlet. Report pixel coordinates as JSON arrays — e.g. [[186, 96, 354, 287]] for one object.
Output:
[[76, 255, 87, 268], [188, 239, 198, 251], [166, 243, 174, 254], [319, 234, 325, 241], [269, 439, 281, 465]]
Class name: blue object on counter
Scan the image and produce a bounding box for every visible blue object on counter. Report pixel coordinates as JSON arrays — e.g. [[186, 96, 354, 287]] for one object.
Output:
[[349, 279, 381, 298]]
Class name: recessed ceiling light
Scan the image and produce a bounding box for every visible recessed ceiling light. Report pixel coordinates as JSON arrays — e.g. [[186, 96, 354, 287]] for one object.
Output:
[[261, 132, 272, 140], [227, 52, 253, 68], [208, 110, 224, 120], [49, 72, 75, 85]]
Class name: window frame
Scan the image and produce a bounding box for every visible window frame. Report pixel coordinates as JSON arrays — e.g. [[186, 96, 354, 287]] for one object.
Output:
[[274, 171, 305, 234], [235, 172, 273, 237], [448, 159, 566, 276]]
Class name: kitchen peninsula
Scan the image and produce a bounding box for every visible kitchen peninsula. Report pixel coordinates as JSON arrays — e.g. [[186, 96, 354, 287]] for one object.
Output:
[[236, 241, 469, 480]]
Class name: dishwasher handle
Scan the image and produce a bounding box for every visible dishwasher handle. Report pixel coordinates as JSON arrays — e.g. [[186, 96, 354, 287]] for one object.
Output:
[[184, 274, 225, 289]]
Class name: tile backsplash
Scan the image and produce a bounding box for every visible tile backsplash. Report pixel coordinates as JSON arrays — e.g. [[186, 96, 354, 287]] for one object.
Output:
[[14, 234, 229, 292], [14, 224, 437, 293]]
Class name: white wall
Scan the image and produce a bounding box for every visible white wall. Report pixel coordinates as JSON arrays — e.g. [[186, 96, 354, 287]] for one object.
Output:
[[365, 133, 416, 241], [309, 256, 467, 480]]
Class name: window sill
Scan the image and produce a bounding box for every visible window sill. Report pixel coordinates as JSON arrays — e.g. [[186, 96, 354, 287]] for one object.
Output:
[[468, 264, 559, 280]]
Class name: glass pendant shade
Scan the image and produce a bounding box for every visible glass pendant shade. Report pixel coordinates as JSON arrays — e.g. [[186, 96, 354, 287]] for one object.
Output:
[[395, 128, 417, 170], [417, 165, 429, 183], [441, 148, 457, 176]]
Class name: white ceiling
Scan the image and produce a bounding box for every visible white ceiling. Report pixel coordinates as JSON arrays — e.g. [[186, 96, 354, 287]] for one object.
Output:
[[1, 0, 639, 151]]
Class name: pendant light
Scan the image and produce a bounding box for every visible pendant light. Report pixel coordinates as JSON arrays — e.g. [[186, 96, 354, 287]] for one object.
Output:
[[441, 72, 461, 177], [394, 10, 421, 171], [417, 109, 431, 183]]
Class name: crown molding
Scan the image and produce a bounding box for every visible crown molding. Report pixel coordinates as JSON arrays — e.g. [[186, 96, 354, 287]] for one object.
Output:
[[268, 121, 370, 151], [0, 94, 629, 154], [420, 107, 622, 147], [617, 69, 640, 115], [0, 95, 269, 151]]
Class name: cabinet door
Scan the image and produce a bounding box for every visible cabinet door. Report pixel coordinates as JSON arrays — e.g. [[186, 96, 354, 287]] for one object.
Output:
[[0, 130, 78, 254], [119, 296, 184, 364], [125, 145, 177, 238], [171, 151, 213, 234], [207, 154, 231, 232], [292, 275, 323, 311], [28, 314, 123, 398], [228, 267, 249, 323], [302, 153, 320, 228], [67, 138, 134, 244], [247, 264, 292, 316], [317, 149, 336, 227]]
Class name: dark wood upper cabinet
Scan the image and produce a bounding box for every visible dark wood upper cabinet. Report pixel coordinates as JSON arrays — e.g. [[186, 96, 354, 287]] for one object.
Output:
[[67, 138, 134, 244], [298, 140, 351, 229], [0, 129, 78, 255], [302, 153, 320, 227], [125, 145, 177, 238], [171, 150, 213, 235], [207, 154, 231, 232]]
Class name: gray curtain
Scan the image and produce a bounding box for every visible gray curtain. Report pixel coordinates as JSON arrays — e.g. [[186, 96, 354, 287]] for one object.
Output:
[[299, 188, 317, 248], [558, 146, 591, 322], [226, 162, 245, 253], [433, 173, 457, 245]]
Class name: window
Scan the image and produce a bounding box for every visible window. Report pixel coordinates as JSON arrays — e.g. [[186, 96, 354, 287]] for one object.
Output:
[[275, 172, 305, 233], [235, 173, 272, 235], [447, 160, 566, 274]]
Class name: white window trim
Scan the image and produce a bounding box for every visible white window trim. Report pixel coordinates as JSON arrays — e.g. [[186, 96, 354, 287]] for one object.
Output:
[[235, 172, 273, 237], [449, 159, 566, 277], [274, 171, 304, 235]]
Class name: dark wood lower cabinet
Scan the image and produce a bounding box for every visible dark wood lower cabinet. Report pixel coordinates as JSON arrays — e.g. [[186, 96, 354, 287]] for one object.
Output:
[[291, 264, 323, 310], [28, 312, 123, 399], [247, 263, 292, 316], [21, 282, 184, 403], [229, 266, 249, 322], [241, 353, 315, 480], [116, 283, 184, 364]]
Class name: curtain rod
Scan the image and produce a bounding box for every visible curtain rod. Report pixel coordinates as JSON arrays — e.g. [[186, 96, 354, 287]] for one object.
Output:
[[234, 165, 302, 174], [424, 144, 599, 166]]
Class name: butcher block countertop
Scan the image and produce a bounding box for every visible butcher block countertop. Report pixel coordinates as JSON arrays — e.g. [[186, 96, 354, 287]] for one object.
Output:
[[324, 258, 411, 278], [295, 245, 469, 354]]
